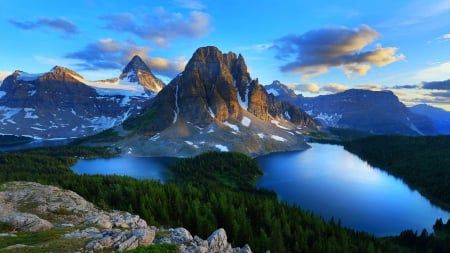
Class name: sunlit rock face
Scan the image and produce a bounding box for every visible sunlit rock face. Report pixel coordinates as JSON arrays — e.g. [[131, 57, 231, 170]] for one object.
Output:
[[144, 46, 317, 135], [118, 46, 316, 157]]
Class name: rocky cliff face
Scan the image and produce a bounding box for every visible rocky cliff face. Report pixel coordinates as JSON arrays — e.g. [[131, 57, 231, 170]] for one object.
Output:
[[144, 46, 316, 134], [118, 46, 314, 157], [0, 181, 252, 253]]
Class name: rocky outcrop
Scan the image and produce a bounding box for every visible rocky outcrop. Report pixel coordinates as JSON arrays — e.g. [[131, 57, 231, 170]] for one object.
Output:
[[0, 213, 52, 232], [0, 181, 253, 252], [155, 227, 252, 253]]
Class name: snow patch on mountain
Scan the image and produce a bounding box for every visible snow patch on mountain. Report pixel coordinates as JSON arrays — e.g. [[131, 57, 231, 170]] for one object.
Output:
[[0, 106, 21, 123], [150, 133, 160, 141], [215, 144, 229, 152], [270, 135, 287, 142], [16, 71, 45, 81], [208, 107, 215, 118], [235, 81, 249, 110], [241, 116, 251, 127], [224, 121, 239, 132], [266, 88, 279, 96], [271, 119, 291, 130], [185, 141, 199, 148], [24, 108, 39, 119], [314, 112, 342, 126]]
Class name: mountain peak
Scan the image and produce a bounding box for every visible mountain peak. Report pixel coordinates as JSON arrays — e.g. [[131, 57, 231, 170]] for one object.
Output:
[[120, 55, 165, 93], [33, 65, 85, 83], [265, 80, 298, 101]]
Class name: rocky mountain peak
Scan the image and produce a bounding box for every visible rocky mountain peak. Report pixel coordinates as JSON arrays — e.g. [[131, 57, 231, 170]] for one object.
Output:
[[121, 46, 316, 157], [39, 66, 84, 82], [120, 55, 165, 93], [122, 55, 151, 74], [149, 46, 242, 130]]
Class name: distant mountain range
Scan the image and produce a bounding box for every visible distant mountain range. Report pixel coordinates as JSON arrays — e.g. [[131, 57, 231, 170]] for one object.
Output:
[[0, 46, 447, 156], [0, 56, 162, 139], [410, 104, 450, 135], [265, 81, 439, 135]]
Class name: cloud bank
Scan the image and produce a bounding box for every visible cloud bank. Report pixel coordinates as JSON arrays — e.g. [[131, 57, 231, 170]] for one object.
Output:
[[273, 25, 404, 79], [65, 38, 185, 78], [9, 17, 78, 34], [422, 79, 450, 90], [101, 8, 210, 47], [288, 82, 349, 94]]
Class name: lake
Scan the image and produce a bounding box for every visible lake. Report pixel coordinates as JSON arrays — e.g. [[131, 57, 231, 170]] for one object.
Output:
[[71, 143, 450, 236], [256, 143, 450, 236], [72, 156, 175, 181]]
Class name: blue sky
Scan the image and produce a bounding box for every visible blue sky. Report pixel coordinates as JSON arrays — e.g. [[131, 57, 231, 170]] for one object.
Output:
[[1, 0, 449, 109]]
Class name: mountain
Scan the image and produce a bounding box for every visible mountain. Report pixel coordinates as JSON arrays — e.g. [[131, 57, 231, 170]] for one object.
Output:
[[0, 57, 160, 139], [119, 55, 165, 95], [410, 104, 450, 134], [266, 81, 436, 135], [265, 80, 299, 104], [118, 46, 316, 157]]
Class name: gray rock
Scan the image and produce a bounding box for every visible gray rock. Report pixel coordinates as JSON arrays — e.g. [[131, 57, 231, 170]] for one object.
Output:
[[155, 227, 194, 244], [207, 228, 230, 252], [3, 244, 30, 250], [0, 212, 53, 232]]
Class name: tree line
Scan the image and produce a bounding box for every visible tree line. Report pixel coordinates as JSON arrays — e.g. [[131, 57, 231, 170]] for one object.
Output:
[[1, 143, 448, 252]]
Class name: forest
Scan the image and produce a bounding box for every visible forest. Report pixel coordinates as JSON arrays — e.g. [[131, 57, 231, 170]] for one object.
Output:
[[0, 136, 449, 252]]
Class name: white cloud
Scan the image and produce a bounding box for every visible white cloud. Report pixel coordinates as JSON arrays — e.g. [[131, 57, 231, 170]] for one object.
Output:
[[322, 83, 349, 93], [101, 8, 211, 47], [288, 83, 321, 93], [274, 25, 404, 79], [356, 84, 385, 91], [411, 62, 450, 83], [0, 71, 12, 82]]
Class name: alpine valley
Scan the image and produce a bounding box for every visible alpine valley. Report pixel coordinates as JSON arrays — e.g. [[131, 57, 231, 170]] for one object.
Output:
[[0, 46, 446, 156]]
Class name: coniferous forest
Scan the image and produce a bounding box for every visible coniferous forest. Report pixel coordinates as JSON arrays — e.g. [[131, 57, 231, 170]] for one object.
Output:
[[1, 136, 450, 252]]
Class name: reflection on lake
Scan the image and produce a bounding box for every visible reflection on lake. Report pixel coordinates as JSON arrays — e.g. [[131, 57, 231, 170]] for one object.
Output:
[[256, 143, 450, 236], [71, 143, 450, 236], [72, 156, 176, 181]]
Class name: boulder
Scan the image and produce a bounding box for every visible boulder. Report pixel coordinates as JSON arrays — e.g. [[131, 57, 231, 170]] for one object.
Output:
[[0, 212, 52, 232], [207, 228, 231, 252]]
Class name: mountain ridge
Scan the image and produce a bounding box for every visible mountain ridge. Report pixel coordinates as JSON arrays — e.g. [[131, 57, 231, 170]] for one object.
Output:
[[0, 57, 159, 139], [266, 81, 437, 135], [115, 46, 315, 157]]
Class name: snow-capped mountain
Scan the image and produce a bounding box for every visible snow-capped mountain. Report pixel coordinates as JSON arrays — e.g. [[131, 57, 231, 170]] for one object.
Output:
[[115, 46, 316, 157], [266, 81, 436, 135], [0, 57, 161, 139], [119, 55, 165, 95]]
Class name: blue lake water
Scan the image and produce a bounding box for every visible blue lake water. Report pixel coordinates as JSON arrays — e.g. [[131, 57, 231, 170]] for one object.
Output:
[[71, 143, 450, 236], [72, 156, 175, 181], [256, 143, 450, 236]]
